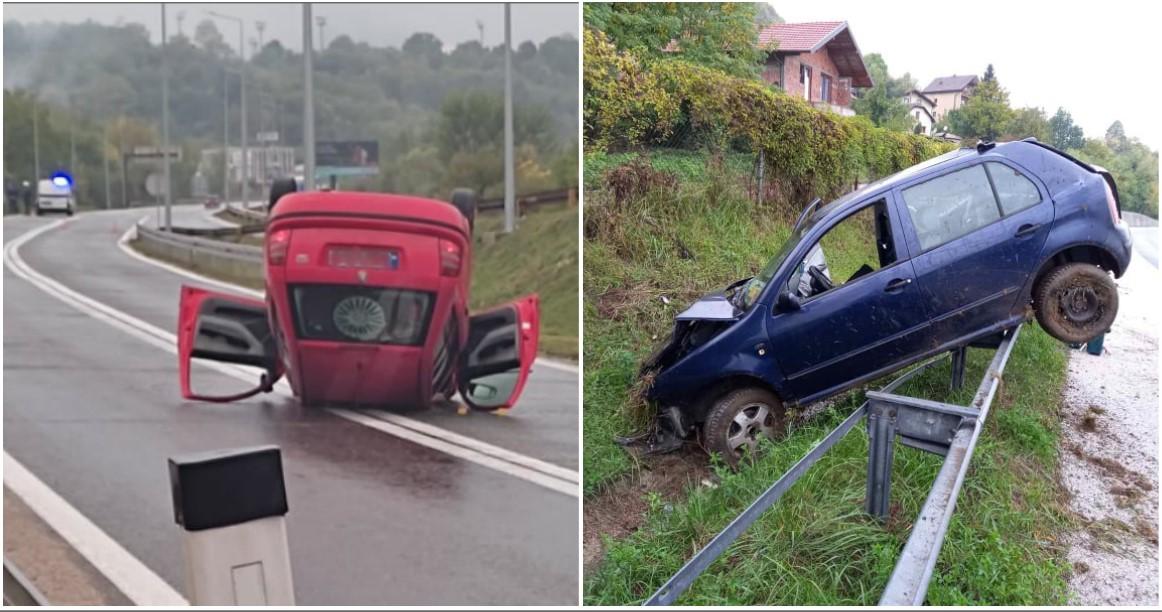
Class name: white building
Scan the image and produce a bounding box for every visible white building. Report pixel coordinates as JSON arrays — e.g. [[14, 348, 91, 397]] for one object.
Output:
[[903, 89, 936, 136]]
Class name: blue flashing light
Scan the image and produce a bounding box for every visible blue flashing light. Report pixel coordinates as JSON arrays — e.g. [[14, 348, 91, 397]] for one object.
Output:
[[50, 171, 73, 188]]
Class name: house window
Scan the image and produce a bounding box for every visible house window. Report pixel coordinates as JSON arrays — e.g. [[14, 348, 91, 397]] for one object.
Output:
[[821, 74, 833, 103], [800, 64, 812, 101]]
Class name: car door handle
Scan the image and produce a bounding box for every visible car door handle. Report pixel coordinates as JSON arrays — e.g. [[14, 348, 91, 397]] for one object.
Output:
[[884, 278, 912, 293], [1015, 223, 1041, 238]]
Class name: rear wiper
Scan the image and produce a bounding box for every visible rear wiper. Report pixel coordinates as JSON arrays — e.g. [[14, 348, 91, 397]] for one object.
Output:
[[793, 197, 823, 233]]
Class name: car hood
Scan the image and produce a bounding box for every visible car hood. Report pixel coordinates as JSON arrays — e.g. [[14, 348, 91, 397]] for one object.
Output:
[[674, 278, 748, 322]]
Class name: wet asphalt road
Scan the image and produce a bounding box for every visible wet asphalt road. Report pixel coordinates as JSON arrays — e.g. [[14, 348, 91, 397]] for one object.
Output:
[[3, 209, 579, 604]]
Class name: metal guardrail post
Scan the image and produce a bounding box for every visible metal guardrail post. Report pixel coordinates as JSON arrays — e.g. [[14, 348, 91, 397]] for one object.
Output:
[[949, 346, 967, 391], [864, 398, 897, 520], [879, 325, 1020, 606]]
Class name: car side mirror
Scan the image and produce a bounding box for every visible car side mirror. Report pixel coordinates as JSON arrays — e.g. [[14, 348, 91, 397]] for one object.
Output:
[[777, 291, 801, 312]]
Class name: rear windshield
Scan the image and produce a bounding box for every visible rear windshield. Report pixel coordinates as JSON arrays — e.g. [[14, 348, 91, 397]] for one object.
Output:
[[290, 284, 433, 345]]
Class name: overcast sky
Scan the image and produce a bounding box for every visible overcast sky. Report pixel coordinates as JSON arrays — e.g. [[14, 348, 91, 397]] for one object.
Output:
[[772, 0, 1161, 150], [3, 3, 579, 50]]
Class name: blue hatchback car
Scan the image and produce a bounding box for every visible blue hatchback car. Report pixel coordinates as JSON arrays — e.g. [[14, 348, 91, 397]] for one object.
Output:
[[642, 138, 1132, 464]]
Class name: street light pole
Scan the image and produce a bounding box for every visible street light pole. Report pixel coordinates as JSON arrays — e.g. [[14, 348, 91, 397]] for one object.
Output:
[[208, 11, 247, 207], [303, 3, 316, 191], [32, 98, 40, 186], [503, 3, 515, 233], [223, 70, 230, 204], [162, 3, 172, 229], [104, 125, 112, 209]]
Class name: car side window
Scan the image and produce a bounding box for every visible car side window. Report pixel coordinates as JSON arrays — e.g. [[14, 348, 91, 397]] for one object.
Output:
[[787, 200, 896, 300], [901, 164, 1001, 251], [985, 162, 1041, 214]]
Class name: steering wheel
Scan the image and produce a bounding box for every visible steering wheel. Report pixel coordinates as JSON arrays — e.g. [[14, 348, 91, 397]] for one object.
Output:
[[808, 265, 834, 294]]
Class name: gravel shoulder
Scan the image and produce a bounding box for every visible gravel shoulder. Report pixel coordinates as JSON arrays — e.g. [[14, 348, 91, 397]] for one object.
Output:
[[1060, 243, 1159, 605]]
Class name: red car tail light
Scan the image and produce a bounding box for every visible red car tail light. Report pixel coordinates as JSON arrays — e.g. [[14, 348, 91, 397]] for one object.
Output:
[[268, 229, 291, 266], [439, 239, 461, 277]]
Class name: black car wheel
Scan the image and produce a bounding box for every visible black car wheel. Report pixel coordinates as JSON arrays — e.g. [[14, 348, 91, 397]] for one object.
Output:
[[450, 188, 476, 232], [1034, 262, 1118, 344], [269, 177, 298, 212], [703, 387, 785, 468]]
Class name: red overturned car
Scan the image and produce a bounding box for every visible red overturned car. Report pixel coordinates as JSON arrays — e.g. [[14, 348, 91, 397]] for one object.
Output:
[[176, 183, 540, 411]]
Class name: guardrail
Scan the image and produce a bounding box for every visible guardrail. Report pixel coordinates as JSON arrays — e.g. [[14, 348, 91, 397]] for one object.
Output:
[[478, 188, 575, 212], [645, 326, 1021, 606], [4, 558, 49, 605], [135, 223, 263, 285]]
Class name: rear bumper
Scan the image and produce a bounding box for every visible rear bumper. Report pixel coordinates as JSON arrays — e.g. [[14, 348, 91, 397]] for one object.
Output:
[[37, 199, 71, 211]]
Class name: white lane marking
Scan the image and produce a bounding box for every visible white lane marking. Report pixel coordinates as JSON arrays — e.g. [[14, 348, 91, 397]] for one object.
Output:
[[4, 453, 188, 605], [10, 218, 579, 497]]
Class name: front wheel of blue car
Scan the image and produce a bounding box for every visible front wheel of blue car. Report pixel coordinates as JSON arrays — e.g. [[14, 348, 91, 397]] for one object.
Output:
[[703, 387, 786, 468]]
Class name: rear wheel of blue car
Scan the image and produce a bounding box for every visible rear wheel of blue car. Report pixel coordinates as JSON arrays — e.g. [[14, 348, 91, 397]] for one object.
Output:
[[703, 387, 785, 468], [1034, 262, 1119, 344]]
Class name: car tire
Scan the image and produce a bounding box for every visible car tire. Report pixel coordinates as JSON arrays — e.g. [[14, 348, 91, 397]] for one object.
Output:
[[703, 387, 785, 468], [269, 177, 298, 212], [450, 188, 476, 232], [1033, 262, 1118, 344]]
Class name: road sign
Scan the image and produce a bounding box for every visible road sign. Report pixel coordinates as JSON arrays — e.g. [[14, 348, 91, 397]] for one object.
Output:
[[256, 131, 280, 143], [131, 146, 182, 162], [145, 172, 165, 197]]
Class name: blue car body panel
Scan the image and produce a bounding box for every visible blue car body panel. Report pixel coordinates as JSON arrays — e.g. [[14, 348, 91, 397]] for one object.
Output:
[[646, 140, 1132, 415]]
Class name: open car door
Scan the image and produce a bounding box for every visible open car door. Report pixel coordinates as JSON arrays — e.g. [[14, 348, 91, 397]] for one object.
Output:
[[458, 294, 539, 410], [178, 285, 282, 402]]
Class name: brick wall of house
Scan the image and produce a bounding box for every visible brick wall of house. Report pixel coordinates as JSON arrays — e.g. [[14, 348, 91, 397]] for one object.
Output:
[[762, 48, 852, 108]]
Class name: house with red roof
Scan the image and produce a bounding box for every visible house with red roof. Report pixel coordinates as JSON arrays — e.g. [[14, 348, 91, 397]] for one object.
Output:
[[757, 21, 873, 116]]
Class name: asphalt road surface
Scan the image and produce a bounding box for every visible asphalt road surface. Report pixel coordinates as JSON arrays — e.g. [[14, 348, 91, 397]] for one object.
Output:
[[3, 208, 579, 605], [1131, 226, 1158, 268]]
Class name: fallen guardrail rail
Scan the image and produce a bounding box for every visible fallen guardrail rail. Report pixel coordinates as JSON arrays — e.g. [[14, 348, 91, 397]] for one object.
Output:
[[4, 558, 49, 605], [222, 201, 268, 224], [644, 325, 1021, 606], [169, 222, 266, 238]]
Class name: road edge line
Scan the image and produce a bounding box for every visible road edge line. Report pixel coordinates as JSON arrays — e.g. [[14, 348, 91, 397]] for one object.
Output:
[[3, 453, 188, 605]]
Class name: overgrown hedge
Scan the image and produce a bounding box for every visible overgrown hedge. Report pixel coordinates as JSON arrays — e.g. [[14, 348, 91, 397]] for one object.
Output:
[[584, 28, 955, 202]]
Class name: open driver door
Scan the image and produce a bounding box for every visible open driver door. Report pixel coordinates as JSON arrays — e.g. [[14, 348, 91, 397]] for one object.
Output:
[[177, 285, 283, 402]]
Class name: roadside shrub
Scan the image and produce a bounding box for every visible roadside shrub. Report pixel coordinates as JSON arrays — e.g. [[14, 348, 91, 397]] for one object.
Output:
[[602, 156, 678, 205]]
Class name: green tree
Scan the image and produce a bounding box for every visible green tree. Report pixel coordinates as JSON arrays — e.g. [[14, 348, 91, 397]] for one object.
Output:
[[946, 69, 1013, 141], [1105, 120, 1128, 152], [1048, 107, 1084, 150], [850, 53, 915, 131], [583, 2, 765, 78], [1003, 106, 1050, 141]]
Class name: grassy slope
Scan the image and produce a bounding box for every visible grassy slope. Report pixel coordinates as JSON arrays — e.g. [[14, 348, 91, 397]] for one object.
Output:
[[471, 202, 579, 359], [584, 152, 1070, 604]]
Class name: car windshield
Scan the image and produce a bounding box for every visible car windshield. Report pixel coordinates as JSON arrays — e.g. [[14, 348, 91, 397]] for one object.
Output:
[[736, 224, 810, 310]]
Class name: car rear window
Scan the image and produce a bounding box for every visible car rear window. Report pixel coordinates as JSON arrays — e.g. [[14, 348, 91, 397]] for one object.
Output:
[[985, 162, 1041, 215], [902, 164, 1001, 251], [290, 284, 433, 345]]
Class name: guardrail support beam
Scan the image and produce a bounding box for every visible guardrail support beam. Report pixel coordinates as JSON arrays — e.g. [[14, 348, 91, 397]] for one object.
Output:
[[949, 346, 967, 391], [865, 398, 897, 520]]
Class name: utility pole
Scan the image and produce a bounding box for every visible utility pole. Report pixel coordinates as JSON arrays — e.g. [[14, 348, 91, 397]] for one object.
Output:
[[221, 71, 230, 203], [503, 3, 515, 233], [256, 20, 265, 49], [476, 19, 484, 46], [162, 3, 172, 229], [176, 10, 185, 37], [32, 98, 40, 186], [315, 15, 326, 51], [303, 3, 316, 190], [103, 126, 112, 209], [208, 11, 247, 206], [68, 98, 76, 175]]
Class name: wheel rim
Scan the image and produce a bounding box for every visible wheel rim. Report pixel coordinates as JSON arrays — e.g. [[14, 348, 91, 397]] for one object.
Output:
[[725, 402, 779, 456], [1058, 283, 1103, 325]]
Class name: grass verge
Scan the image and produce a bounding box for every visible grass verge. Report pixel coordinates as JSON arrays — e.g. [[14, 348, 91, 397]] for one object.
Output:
[[583, 151, 1071, 604]]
